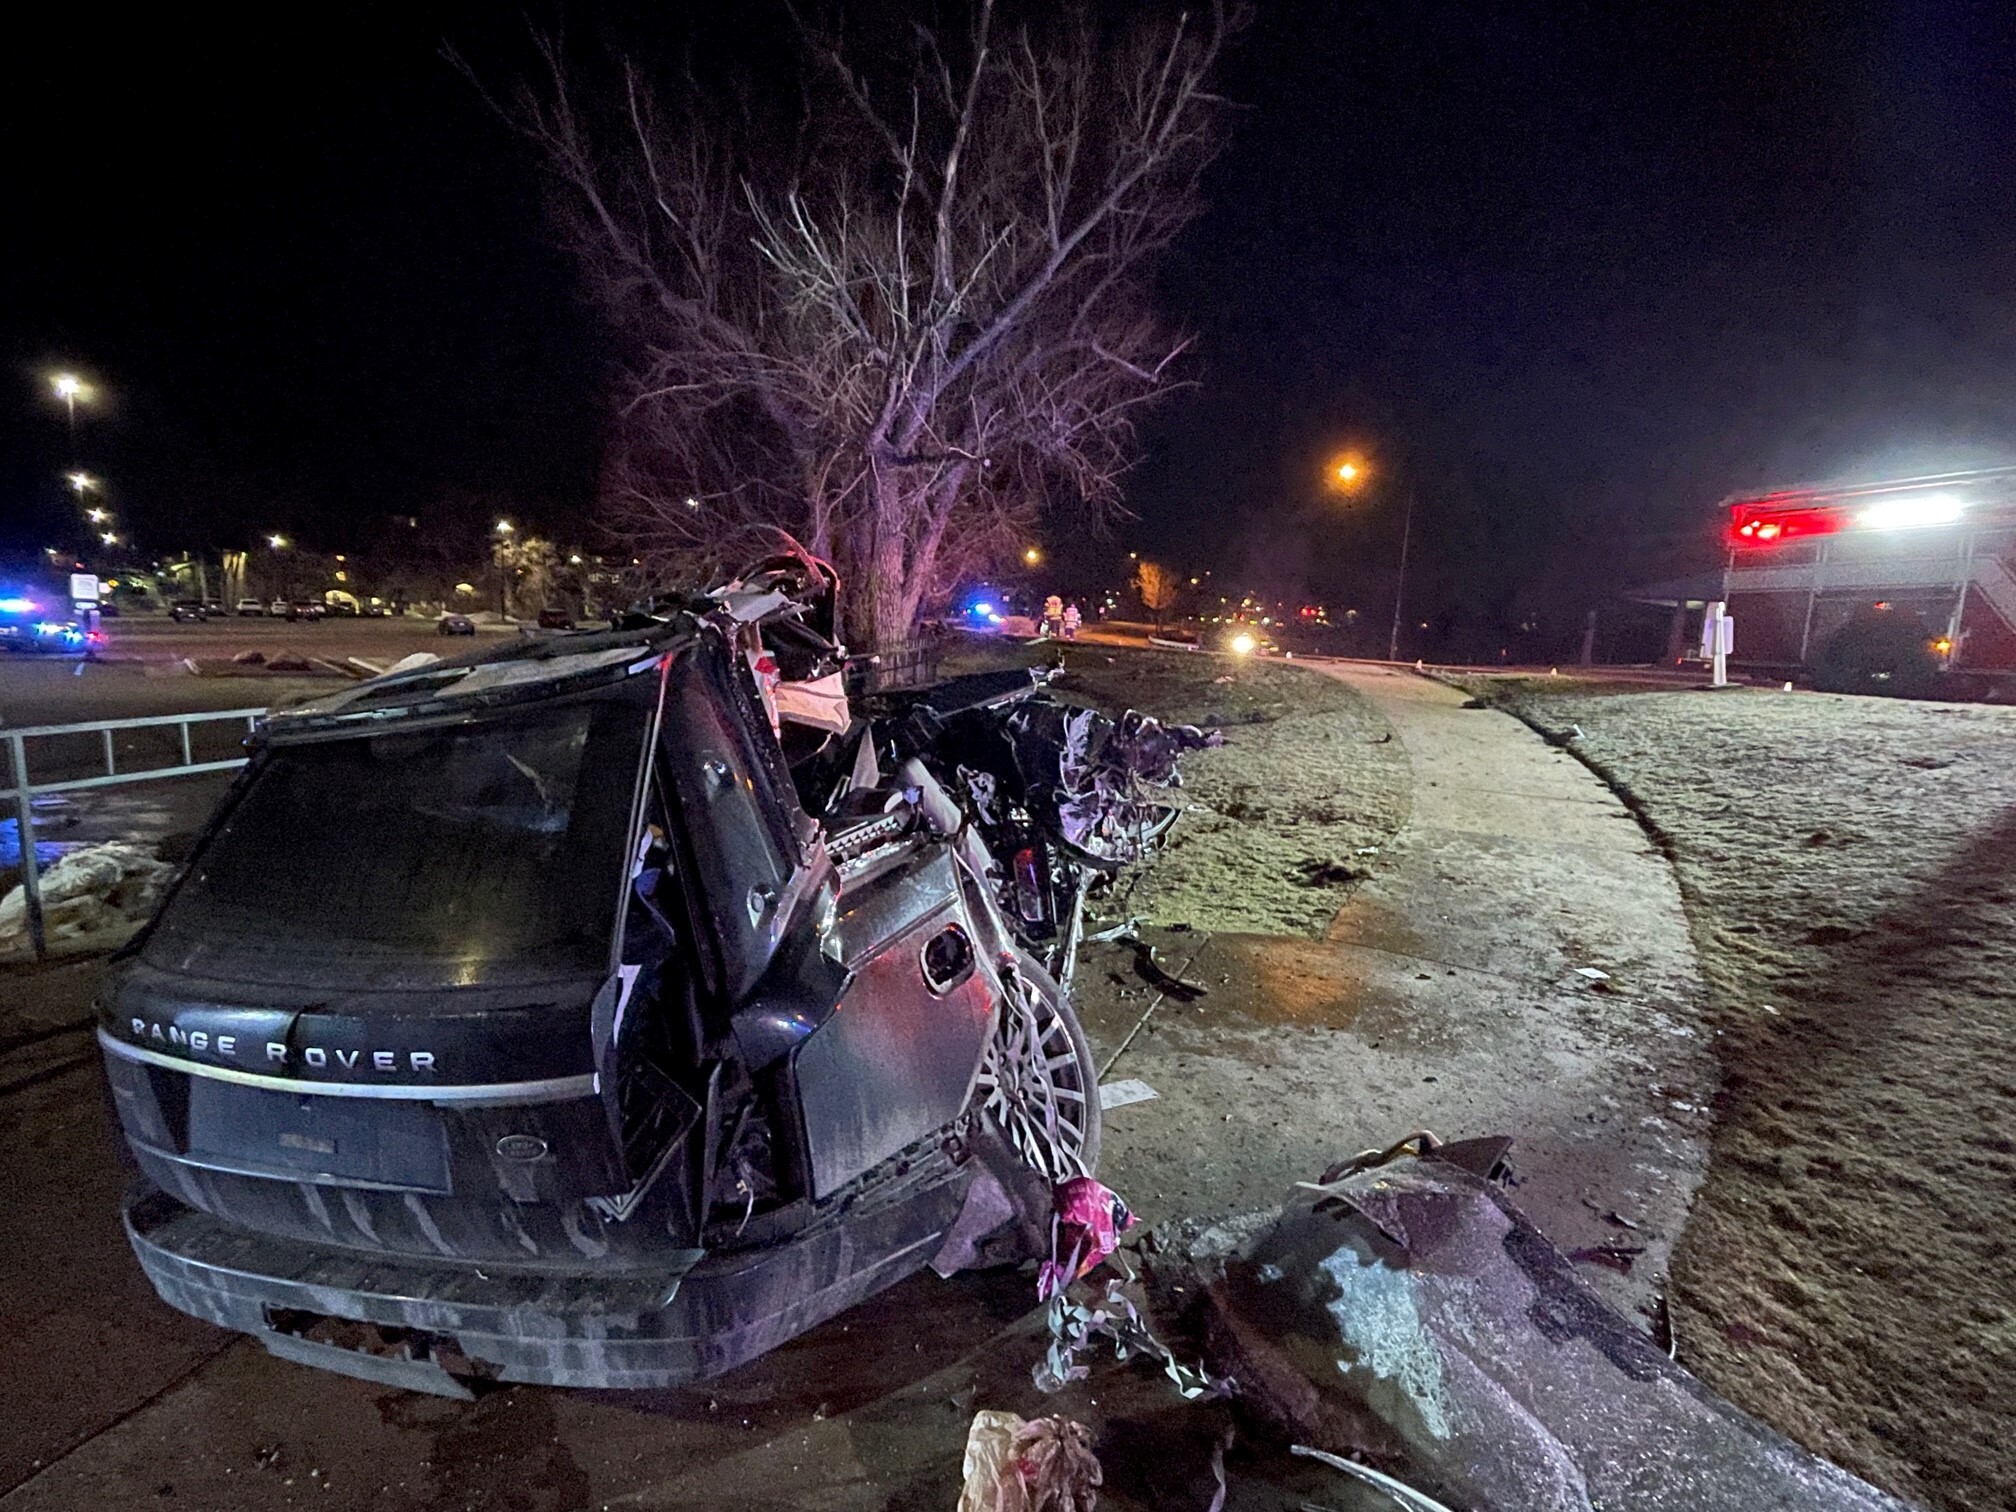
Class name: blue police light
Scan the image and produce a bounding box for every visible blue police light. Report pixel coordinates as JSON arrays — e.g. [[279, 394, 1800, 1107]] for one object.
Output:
[[0, 596, 39, 615]]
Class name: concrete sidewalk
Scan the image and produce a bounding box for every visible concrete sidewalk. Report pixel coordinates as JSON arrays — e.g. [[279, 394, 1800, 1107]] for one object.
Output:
[[1087, 661, 1715, 1320]]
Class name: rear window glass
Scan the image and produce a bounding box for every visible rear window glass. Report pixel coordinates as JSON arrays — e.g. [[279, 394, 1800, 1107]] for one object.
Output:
[[145, 692, 651, 988]]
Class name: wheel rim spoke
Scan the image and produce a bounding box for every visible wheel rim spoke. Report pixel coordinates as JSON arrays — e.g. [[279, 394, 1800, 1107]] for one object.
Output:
[[979, 965, 1090, 1181]]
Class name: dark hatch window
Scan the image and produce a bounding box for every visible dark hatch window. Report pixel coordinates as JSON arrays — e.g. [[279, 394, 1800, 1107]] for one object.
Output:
[[146, 693, 652, 987]]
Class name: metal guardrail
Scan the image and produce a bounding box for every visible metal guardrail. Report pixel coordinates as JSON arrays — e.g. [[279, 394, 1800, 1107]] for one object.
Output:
[[6, 707, 266, 959]]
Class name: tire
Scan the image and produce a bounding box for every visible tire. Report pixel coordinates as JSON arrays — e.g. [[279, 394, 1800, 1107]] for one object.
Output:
[[973, 952, 1102, 1181]]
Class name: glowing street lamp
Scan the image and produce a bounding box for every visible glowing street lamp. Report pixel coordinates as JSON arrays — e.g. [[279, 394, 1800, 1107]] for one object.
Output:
[[267, 534, 288, 550], [86, 508, 109, 524], [100, 532, 119, 547], [50, 374, 92, 463], [1327, 453, 1368, 493], [1023, 546, 1042, 567], [494, 519, 515, 535]]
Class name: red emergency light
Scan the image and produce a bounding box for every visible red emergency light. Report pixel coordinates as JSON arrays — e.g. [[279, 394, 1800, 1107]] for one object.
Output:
[[1727, 499, 1846, 549], [1726, 468, 2013, 548]]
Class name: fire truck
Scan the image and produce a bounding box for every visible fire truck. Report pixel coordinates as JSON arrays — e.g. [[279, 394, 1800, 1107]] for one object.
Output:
[[1720, 466, 2016, 697]]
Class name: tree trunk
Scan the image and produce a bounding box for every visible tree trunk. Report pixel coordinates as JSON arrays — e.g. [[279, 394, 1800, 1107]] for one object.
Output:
[[853, 467, 913, 653]]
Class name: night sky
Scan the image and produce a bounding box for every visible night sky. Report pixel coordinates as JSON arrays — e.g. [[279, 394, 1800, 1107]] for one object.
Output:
[[8, 2, 2016, 631]]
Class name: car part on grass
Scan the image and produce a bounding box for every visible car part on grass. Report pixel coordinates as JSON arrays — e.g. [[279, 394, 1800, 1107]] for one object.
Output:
[[1174, 1142, 1910, 1512], [96, 548, 1209, 1391]]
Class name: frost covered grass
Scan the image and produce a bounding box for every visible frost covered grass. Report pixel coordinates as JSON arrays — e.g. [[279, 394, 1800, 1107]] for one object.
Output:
[[937, 642, 1411, 936], [1467, 675, 2016, 1512]]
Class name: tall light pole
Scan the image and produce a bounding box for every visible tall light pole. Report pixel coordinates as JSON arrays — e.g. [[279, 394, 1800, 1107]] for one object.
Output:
[[1327, 452, 1417, 662], [268, 535, 293, 602], [494, 520, 516, 619], [1386, 488, 1416, 663]]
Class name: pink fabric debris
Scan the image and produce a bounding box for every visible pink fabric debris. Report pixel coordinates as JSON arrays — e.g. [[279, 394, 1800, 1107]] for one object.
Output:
[[1037, 1176, 1137, 1301]]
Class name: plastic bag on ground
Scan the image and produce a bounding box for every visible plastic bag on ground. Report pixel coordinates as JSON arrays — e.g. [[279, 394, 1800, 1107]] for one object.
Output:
[[957, 1409, 1102, 1512]]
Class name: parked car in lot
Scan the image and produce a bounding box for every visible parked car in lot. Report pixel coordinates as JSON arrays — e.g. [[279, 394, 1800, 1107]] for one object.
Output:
[[236, 598, 265, 616], [170, 600, 206, 623], [287, 601, 325, 621], [437, 612, 476, 636], [96, 549, 1212, 1394], [536, 607, 575, 630]]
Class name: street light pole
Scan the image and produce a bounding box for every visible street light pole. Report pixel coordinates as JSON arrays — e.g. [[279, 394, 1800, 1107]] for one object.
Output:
[[52, 375, 83, 465], [493, 520, 516, 620], [1387, 486, 1415, 662]]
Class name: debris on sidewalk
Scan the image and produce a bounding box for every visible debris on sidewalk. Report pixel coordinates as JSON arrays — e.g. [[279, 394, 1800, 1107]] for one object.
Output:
[[957, 1410, 1103, 1512], [1096, 1078, 1159, 1111], [1566, 1241, 1645, 1274], [1032, 1176, 1226, 1400], [1036, 1273, 1226, 1401], [1084, 916, 1145, 944], [1126, 939, 1209, 999], [1290, 1443, 1456, 1512], [1038, 1177, 1136, 1302]]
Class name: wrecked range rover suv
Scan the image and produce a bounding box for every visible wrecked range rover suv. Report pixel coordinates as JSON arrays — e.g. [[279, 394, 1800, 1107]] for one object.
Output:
[[97, 558, 1213, 1393]]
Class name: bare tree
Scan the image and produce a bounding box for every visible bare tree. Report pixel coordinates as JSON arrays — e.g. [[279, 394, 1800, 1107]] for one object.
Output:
[[471, 2, 1236, 649], [1133, 558, 1180, 628]]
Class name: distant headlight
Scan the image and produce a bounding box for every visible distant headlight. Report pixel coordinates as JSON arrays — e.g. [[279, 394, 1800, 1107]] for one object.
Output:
[[1229, 631, 1257, 656]]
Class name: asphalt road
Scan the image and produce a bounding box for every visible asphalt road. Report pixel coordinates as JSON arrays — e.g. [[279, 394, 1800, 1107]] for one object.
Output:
[[100, 612, 493, 667]]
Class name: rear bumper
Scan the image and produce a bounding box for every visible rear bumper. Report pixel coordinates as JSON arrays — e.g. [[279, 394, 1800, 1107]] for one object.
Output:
[[124, 1166, 973, 1390]]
